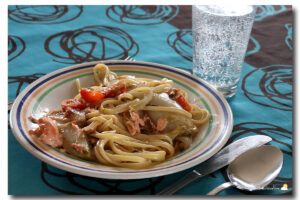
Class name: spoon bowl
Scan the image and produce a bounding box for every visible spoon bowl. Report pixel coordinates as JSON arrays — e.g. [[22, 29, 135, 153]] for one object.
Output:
[[207, 145, 283, 195], [228, 145, 283, 191]]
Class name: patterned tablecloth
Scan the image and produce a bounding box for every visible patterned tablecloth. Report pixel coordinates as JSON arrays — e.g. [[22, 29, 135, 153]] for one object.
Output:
[[8, 5, 293, 195]]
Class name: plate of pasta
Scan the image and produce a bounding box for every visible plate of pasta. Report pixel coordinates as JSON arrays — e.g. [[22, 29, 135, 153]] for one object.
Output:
[[10, 60, 233, 179]]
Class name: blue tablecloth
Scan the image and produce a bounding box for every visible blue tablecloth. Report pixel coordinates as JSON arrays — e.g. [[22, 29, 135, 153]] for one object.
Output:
[[8, 5, 293, 195]]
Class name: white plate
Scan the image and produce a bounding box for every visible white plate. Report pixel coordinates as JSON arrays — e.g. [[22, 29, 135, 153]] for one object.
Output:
[[10, 60, 233, 179]]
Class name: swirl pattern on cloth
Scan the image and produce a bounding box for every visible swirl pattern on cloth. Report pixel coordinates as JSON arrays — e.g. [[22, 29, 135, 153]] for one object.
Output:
[[44, 25, 139, 64], [8, 35, 25, 62], [106, 5, 179, 25], [8, 5, 83, 24], [242, 65, 292, 111]]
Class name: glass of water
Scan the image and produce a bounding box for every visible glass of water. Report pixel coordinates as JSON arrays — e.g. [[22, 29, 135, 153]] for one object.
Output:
[[192, 5, 256, 98]]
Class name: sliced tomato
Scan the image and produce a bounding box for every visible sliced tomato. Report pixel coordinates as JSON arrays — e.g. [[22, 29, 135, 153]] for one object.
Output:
[[104, 83, 127, 98], [61, 99, 85, 110], [175, 93, 192, 112], [80, 88, 105, 103]]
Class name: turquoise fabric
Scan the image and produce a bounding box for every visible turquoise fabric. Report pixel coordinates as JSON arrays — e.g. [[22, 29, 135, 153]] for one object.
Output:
[[8, 5, 293, 195]]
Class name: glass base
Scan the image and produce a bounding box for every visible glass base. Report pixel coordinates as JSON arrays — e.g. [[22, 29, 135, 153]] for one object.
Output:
[[216, 86, 238, 98]]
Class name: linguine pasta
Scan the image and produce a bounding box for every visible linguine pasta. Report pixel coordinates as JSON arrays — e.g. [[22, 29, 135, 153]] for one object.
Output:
[[29, 63, 209, 169]]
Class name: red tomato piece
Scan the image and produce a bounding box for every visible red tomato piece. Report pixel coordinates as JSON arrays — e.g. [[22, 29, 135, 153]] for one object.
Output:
[[175, 93, 192, 112], [61, 99, 86, 110], [80, 88, 105, 103]]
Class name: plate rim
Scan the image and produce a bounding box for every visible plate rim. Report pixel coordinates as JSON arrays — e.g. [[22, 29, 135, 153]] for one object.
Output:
[[10, 60, 233, 179]]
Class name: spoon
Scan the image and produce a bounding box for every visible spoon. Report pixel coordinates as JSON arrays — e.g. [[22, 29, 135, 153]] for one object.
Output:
[[207, 145, 283, 195]]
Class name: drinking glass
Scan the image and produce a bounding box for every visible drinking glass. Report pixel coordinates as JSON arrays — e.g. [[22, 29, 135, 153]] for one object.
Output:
[[192, 5, 256, 98]]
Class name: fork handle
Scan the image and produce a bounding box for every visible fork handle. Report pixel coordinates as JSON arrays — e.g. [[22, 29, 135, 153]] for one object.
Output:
[[207, 182, 234, 195], [8, 100, 14, 112], [157, 170, 204, 195]]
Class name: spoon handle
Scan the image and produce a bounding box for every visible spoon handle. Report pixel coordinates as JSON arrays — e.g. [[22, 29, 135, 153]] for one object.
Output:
[[207, 182, 234, 195]]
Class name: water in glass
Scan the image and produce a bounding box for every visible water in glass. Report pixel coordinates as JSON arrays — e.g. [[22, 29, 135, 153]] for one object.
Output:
[[192, 5, 256, 98]]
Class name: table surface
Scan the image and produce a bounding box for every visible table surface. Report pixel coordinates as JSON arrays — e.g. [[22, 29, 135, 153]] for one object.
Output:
[[8, 5, 293, 195]]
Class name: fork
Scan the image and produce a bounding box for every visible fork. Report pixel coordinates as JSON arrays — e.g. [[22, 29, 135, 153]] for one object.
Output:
[[7, 57, 135, 112]]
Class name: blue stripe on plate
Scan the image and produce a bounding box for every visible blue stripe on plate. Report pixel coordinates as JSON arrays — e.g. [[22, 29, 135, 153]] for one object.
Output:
[[16, 62, 229, 173]]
